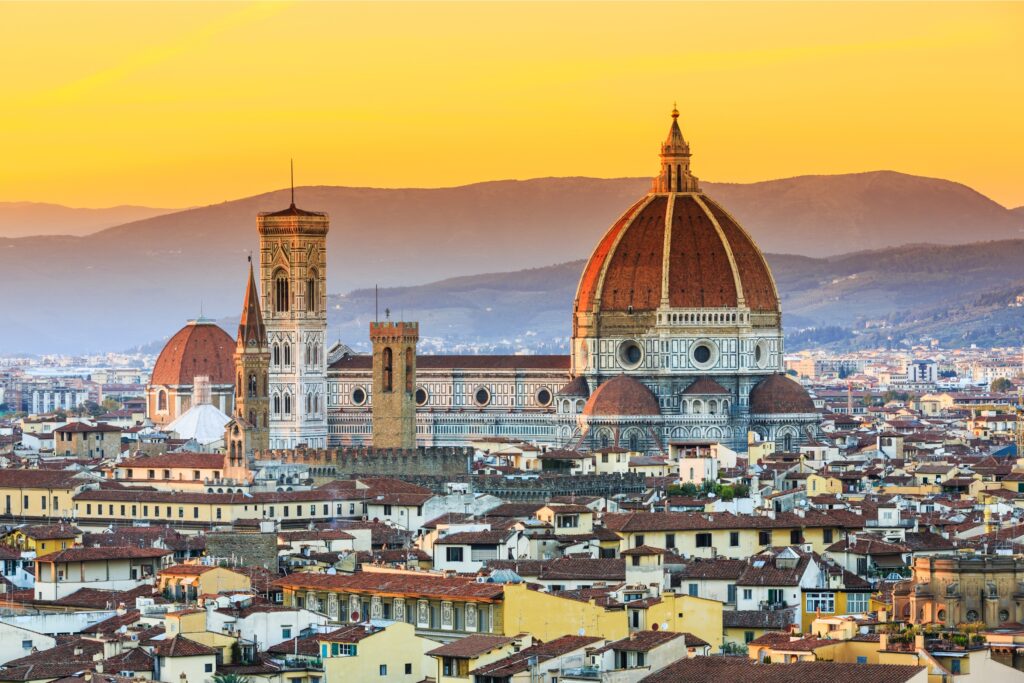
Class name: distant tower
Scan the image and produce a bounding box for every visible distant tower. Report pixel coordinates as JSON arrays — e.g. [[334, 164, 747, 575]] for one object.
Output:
[[650, 104, 700, 194], [257, 182, 329, 449], [370, 318, 419, 448], [227, 261, 270, 458]]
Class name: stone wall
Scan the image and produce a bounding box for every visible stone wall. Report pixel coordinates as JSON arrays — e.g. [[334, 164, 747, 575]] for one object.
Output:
[[252, 445, 472, 477], [205, 532, 279, 571]]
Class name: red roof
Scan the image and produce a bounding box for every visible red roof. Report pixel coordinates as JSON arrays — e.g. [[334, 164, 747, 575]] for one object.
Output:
[[36, 546, 171, 563], [274, 570, 504, 602], [575, 193, 778, 316], [151, 319, 234, 386], [749, 374, 816, 414], [583, 375, 660, 417]]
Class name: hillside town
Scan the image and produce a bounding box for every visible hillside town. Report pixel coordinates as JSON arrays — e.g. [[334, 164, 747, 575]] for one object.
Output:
[[2, 112, 1024, 683]]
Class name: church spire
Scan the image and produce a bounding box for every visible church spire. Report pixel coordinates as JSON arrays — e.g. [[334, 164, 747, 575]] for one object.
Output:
[[237, 258, 267, 346], [651, 105, 700, 193]]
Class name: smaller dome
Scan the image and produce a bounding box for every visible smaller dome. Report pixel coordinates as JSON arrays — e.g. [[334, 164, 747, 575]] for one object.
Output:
[[556, 376, 590, 398], [749, 374, 816, 414], [681, 377, 729, 395], [165, 403, 231, 445], [583, 375, 660, 417]]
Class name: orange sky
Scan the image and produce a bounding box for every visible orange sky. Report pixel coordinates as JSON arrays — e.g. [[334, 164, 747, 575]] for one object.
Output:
[[1, 1, 1021, 209]]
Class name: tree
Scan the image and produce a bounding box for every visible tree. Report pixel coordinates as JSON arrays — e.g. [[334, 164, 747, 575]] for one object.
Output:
[[212, 675, 250, 683], [667, 482, 698, 497], [991, 377, 1014, 393]]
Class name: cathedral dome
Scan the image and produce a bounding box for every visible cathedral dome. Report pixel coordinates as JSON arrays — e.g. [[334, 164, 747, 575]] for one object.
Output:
[[582, 375, 660, 417], [749, 374, 816, 414], [574, 110, 778, 320], [151, 319, 235, 386]]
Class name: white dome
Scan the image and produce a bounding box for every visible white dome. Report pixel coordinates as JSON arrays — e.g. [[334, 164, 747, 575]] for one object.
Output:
[[166, 402, 231, 445]]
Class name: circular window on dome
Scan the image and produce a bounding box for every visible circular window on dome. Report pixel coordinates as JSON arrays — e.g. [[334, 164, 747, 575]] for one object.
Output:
[[351, 387, 367, 406], [755, 340, 770, 369], [690, 342, 717, 369], [618, 340, 644, 369], [536, 388, 552, 407], [474, 387, 491, 406], [415, 387, 428, 406]]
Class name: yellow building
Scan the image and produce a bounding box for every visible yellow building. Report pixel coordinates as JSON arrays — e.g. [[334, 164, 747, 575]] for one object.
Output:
[[157, 564, 252, 601], [500, 582, 723, 652], [275, 568, 505, 641], [603, 510, 860, 559], [319, 621, 435, 682], [535, 504, 595, 535], [4, 523, 81, 554], [426, 634, 525, 683], [164, 608, 238, 664], [0, 470, 88, 521]]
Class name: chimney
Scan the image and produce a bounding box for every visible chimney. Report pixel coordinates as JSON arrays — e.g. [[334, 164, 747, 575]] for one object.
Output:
[[74, 646, 84, 657], [879, 633, 888, 651]]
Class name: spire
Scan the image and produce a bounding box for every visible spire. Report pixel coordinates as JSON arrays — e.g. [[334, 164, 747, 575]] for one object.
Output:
[[237, 259, 267, 346], [651, 105, 699, 193], [290, 159, 295, 208]]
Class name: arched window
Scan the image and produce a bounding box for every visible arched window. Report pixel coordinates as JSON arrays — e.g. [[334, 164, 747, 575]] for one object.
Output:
[[274, 270, 289, 313], [284, 343, 291, 366], [405, 348, 414, 393], [784, 433, 793, 452], [273, 343, 280, 366], [263, 411, 268, 427], [248, 373, 257, 397], [306, 394, 311, 413], [284, 394, 291, 415], [382, 347, 393, 392], [273, 394, 281, 415], [306, 271, 317, 312], [709, 400, 718, 415], [628, 432, 640, 452], [236, 373, 242, 398], [599, 432, 610, 449], [248, 409, 255, 425], [157, 390, 167, 411]]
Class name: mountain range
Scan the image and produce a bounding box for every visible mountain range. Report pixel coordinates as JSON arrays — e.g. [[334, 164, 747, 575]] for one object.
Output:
[[0, 202, 175, 238], [1, 171, 1022, 354]]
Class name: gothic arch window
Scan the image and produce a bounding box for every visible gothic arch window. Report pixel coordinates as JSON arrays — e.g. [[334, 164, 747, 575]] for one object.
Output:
[[273, 393, 281, 415], [306, 270, 318, 312], [783, 432, 794, 452], [405, 348, 414, 393], [284, 393, 291, 415], [273, 343, 280, 366], [248, 373, 257, 397], [628, 431, 640, 452], [382, 347, 393, 393], [274, 269, 289, 313], [237, 373, 242, 398], [284, 343, 291, 366], [306, 393, 312, 414], [248, 409, 255, 425], [157, 390, 167, 411]]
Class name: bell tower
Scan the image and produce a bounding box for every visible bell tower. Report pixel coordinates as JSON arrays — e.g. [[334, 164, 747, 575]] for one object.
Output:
[[370, 318, 419, 448], [257, 182, 329, 449], [229, 259, 270, 457]]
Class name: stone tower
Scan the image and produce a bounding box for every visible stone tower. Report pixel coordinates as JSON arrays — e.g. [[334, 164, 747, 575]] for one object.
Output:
[[257, 195, 329, 449], [229, 260, 270, 457], [370, 319, 419, 448]]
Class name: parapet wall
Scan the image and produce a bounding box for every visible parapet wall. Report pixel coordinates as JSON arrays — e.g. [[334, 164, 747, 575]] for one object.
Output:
[[252, 446, 473, 477]]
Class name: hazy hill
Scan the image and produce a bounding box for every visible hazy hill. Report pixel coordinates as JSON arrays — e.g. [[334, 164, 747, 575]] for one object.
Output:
[[0, 202, 175, 238], [197, 240, 1024, 356], [2, 172, 1021, 353]]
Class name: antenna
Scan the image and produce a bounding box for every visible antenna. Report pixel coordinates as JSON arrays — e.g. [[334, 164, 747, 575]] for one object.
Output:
[[375, 285, 379, 322], [290, 159, 295, 207]]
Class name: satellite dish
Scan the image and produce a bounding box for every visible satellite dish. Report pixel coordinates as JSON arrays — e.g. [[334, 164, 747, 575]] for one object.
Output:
[[662, 622, 669, 631], [578, 628, 585, 636]]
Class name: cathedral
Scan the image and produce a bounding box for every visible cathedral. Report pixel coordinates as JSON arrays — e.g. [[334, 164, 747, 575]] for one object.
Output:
[[148, 110, 819, 455]]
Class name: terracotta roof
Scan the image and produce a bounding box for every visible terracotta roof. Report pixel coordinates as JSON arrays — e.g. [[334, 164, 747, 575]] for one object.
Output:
[[537, 557, 625, 581], [259, 203, 326, 218], [150, 636, 216, 657], [556, 376, 591, 398], [426, 634, 515, 658], [15, 523, 81, 540], [621, 545, 665, 557], [575, 191, 779, 316], [583, 375, 661, 417], [608, 630, 683, 652], [0, 470, 83, 488], [638, 657, 924, 683], [681, 377, 729, 395], [471, 635, 602, 678], [749, 375, 816, 414], [119, 452, 227, 469], [150, 319, 234, 386], [54, 422, 121, 434], [37, 546, 171, 563], [273, 571, 504, 601]]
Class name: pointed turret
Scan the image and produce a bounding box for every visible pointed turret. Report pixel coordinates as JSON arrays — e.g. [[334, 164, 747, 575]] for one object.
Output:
[[651, 105, 700, 193], [237, 260, 267, 347]]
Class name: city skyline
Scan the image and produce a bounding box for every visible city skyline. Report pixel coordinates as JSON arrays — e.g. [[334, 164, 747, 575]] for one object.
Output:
[[1, 1, 1021, 209]]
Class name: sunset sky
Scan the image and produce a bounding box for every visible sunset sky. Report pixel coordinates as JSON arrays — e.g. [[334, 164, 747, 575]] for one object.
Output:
[[2, 1, 1021, 209]]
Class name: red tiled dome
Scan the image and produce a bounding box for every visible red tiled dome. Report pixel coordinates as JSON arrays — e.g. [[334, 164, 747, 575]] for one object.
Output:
[[583, 375, 660, 417], [681, 377, 729, 395], [575, 193, 778, 316], [151, 320, 235, 386], [749, 374, 816, 414]]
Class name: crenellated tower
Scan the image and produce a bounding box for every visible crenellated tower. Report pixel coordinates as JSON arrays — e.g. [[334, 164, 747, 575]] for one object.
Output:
[[257, 191, 329, 449], [370, 319, 419, 448]]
